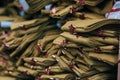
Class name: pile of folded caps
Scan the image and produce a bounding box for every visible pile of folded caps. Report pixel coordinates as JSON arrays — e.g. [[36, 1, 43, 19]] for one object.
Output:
[[0, 0, 120, 80]]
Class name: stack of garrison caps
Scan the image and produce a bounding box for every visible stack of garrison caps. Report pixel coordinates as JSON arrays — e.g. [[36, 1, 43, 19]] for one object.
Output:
[[0, 0, 120, 80]]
